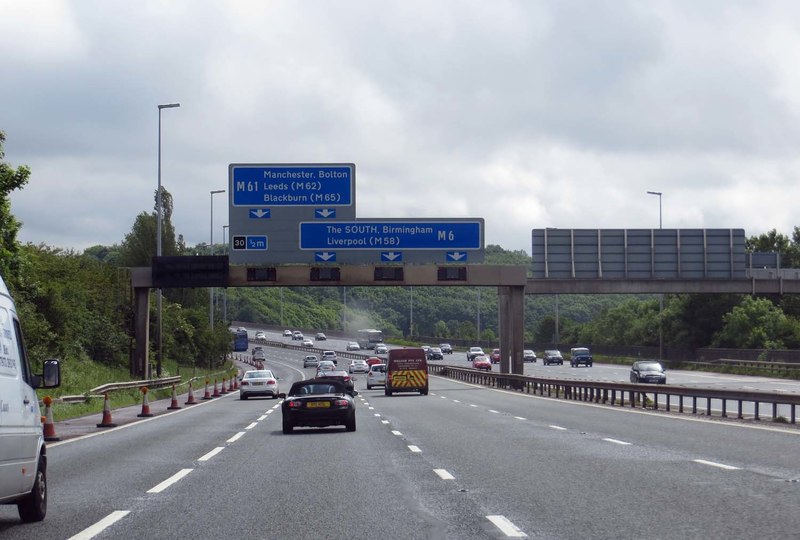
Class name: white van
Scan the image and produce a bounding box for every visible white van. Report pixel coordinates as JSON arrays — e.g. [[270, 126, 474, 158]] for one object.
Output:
[[0, 273, 61, 522]]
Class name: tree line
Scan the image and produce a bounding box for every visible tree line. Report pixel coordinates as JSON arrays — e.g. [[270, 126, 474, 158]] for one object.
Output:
[[2, 130, 800, 377]]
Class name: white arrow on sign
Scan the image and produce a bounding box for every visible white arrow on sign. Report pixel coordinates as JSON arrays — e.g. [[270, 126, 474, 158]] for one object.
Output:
[[382, 252, 402, 261], [316, 252, 336, 261], [316, 209, 336, 218], [249, 209, 271, 218], [447, 252, 467, 261]]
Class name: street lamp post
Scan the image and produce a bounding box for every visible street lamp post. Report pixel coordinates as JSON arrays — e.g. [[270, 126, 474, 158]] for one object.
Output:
[[209, 189, 225, 329], [155, 102, 179, 379], [647, 190, 664, 360], [222, 224, 229, 324]]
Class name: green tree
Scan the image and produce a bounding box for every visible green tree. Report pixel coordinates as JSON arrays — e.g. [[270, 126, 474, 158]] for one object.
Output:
[[118, 187, 178, 267], [746, 228, 800, 268], [713, 296, 800, 349], [0, 131, 30, 276]]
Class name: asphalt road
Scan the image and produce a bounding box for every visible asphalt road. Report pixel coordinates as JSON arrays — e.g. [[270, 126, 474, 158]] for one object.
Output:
[[2, 344, 798, 539]]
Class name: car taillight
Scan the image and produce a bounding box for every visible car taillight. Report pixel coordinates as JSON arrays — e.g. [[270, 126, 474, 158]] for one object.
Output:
[[344, 376, 351, 382], [288, 401, 303, 408], [241, 381, 249, 386], [334, 400, 348, 407], [267, 379, 276, 384]]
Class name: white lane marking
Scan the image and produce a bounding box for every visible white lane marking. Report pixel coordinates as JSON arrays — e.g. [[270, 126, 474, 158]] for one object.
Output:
[[257, 415, 268, 421], [486, 515, 527, 538], [408, 445, 422, 453], [514, 416, 526, 421], [469, 404, 478, 407], [488, 409, 500, 414], [265, 410, 274, 414], [434, 469, 455, 480], [198, 447, 225, 462], [453, 399, 461, 403], [374, 413, 381, 417], [391, 430, 403, 436], [381, 420, 390, 424], [147, 468, 194, 493], [369, 406, 375, 410], [245, 422, 258, 430], [227, 432, 246, 443], [272, 403, 281, 409], [363, 402, 370, 406], [441, 395, 447, 399], [68, 510, 131, 540], [693, 459, 741, 470], [549, 425, 567, 431], [603, 438, 632, 446], [430, 393, 437, 396]]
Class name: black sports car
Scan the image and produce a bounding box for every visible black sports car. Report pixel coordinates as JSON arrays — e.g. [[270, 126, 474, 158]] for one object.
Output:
[[279, 379, 357, 434]]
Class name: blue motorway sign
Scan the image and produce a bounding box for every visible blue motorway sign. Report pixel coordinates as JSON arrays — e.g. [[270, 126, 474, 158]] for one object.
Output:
[[299, 221, 483, 250], [230, 164, 353, 207]]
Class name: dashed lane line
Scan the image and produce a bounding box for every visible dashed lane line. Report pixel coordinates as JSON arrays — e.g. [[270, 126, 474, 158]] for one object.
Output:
[[147, 468, 194, 493], [486, 515, 527, 538], [198, 447, 225, 462], [68, 510, 131, 540], [227, 432, 246, 443], [408, 445, 422, 453], [434, 469, 455, 480], [603, 438, 632, 446], [693, 459, 741, 470], [244, 422, 259, 430], [549, 425, 567, 431]]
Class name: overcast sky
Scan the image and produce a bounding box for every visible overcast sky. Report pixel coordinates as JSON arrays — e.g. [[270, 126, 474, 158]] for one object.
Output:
[[2, 1, 800, 255]]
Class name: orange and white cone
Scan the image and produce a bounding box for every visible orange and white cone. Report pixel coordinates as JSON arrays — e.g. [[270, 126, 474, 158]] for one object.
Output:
[[233, 373, 239, 390], [185, 380, 197, 405], [97, 392, 117, 428], [213, 378, 221, 397], [221, 377, 229, 395], [227, 376, 234, 392], [137, 387, 154, 417], [202, 379, 212, 400], [167, 384, 182, 410], [42, 396, 60, 441]]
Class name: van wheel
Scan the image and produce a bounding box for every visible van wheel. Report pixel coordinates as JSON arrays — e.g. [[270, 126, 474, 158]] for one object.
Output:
[[385, 388, 393, 396], [18, 456, 47, 522], [420, 388, 428, 396], [366, 384, 372, 390]]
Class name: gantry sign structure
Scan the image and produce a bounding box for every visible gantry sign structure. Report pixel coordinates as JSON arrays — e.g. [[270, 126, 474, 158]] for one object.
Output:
[[227, 163, 485, 265]]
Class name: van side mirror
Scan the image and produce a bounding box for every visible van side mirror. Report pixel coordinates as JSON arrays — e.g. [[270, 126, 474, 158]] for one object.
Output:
[[37, 359, 61, 388]]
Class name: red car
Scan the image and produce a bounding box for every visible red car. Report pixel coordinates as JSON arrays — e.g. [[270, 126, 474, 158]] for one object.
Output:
[[490, 349, 501, 364], [366, 357, 383, 367], [472, 355, 492, 371]]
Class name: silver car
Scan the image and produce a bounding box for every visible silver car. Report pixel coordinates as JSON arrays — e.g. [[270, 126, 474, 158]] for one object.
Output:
[[303, 355, 319, 368], [239, 369, 280, 400]]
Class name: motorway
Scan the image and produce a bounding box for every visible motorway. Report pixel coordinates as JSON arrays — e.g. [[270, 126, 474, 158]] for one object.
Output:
[[1, 335, 798, 539]]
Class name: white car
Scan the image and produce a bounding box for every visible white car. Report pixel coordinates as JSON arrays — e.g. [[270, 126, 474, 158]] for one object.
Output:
[[321, 350, 338, 364], [374, 344, 388, 355], [346, 341, 361, 351], [366, 363, 387, 389], [302, 338, 314, 347], [523, 350, 537, 362], [283, 329, 293, 337], [303, 355, 319, 368], [316, 360, 337, 376], [254, 331, 266, 340], [292, 331, 304, 341], [467, 346, 485, 361], [349, 359, 369, 373], [239, 369, 280, 400]]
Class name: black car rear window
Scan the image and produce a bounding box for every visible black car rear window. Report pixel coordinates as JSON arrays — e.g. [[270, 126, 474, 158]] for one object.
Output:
[[289, 379, 346, 396]]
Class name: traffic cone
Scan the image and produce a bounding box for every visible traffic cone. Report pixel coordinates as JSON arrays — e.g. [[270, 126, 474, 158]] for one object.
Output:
[[137, 387, 154, 417], [221, 377, 229, 395], [167, 384, 182, 410], [42, 396, 60, 442], [185, 380, 197, 405], [227, 376, 234, 392], [202, 378, 212, 399], [213, 378, 221, 397], [233, 373, 239, 390], [97, 392, 117, 428]]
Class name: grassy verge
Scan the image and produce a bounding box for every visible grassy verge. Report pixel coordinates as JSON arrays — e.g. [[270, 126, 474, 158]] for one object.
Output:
[[36, 355, 238, 422]]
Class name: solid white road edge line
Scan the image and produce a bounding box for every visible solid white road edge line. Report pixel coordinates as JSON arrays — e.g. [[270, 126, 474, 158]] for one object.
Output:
[[147, 468, 193, 493], [198, 447, 225, 462], [486, 515, 527, 538], [67, 510, 131, 540], [693, 459, 741, 470]]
